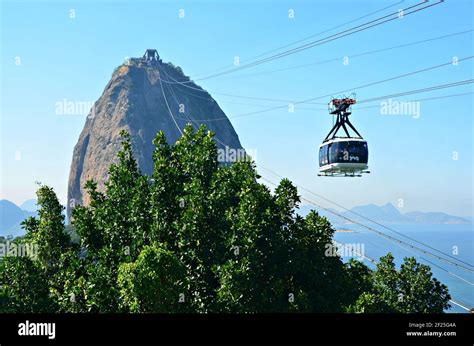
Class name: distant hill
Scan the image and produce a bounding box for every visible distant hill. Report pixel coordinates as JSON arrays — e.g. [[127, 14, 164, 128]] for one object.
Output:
[[20, 199, 38, 212], [349, 203, 402, 223], [2, 198, 469, 238], [0, 199, 37, 237], [298, 202, 470, 225], [403, 211, 471, 224]]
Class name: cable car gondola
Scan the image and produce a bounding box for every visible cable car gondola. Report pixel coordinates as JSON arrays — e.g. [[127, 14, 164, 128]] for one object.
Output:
[[318, 96, 369, 177]]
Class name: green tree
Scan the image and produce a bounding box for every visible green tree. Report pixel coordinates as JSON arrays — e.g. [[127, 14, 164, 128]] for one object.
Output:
[[0, 256, 55, 312], [0, 124, 452, 314], [71, 130, 152, 312], [14, 185, 74, 311], [118, 245, 188, 312], [349, 253, 451, 313], [397, 257, 450, 313], [22, 185, 71, 271]]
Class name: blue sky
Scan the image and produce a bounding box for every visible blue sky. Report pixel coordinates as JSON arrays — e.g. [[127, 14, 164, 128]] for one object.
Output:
[[0, 0, 473, 217]]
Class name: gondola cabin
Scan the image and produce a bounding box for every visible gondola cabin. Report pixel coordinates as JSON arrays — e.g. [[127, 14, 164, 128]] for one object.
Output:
[[318, 96, 369, 177], [319, 137, 368, 176]]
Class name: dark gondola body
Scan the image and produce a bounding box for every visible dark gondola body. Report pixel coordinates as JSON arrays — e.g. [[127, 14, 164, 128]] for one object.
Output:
[[319, 137, 368, 176]]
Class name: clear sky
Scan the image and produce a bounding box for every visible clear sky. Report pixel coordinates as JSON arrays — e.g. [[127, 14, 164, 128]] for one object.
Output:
[[1, 0, 473, 217]]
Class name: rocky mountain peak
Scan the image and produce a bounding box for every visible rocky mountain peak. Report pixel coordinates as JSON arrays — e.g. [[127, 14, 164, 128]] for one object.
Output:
[[67, 50, 244, 219]]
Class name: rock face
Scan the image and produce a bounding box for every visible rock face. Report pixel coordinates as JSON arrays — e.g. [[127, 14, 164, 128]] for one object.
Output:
[[67, 51, 243, 219]]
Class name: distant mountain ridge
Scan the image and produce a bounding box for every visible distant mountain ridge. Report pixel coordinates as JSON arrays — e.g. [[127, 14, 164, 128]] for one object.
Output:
[[2, 199, 470, 238], [297, 202, 470, 225], [0, 199, 70, 238], [0, 199, 37, 237], [20, 199, 38, 212]]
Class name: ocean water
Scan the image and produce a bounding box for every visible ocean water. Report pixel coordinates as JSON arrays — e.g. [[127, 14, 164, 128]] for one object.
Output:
[[332, 223, 474, 313]]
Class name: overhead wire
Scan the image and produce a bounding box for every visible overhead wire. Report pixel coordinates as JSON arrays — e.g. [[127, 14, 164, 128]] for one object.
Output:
[[337, 241, 472, 312], [183, 56, 474, 121], [192, 0, 444, 81], [160, 67, 235, 150], [158, 65, 474, 274], [153, 10, 474, 276], [160, 71, 326, 105], [158, 79, 474, 275], [259, 176, 474, 274], [159, 31, 473, 108], [356, 92, 474, 109], [259, 176, 474, 312], [357, 79, 474, 104], [259, 165, 474, 270], [154, 0, 470, 308], [191, 0, 406, 78], [210, 29, 473, 81], [157, 65, 183, 135]]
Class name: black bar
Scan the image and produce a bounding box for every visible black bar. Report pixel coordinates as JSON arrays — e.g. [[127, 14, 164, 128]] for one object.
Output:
[[0, 313, 472, 345]]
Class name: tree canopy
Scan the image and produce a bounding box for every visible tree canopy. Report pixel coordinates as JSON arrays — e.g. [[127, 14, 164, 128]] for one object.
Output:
[[0, 125, 451, 313]]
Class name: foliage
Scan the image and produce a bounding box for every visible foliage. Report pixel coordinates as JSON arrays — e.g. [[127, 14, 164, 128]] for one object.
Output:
[[0, 256, 55, 312], [347, 253, 451, 313], [118, 245, 188, 312], [0, 125, 452, 313], [21, 185, 71, 269]]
